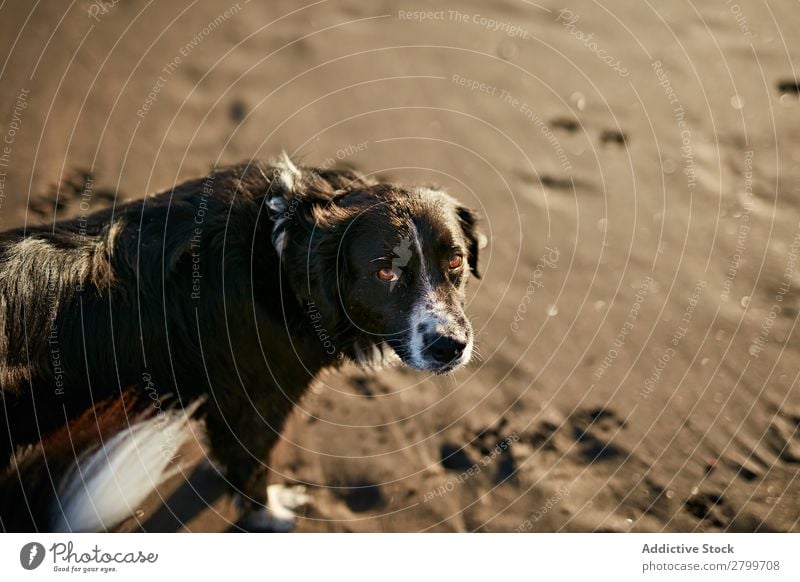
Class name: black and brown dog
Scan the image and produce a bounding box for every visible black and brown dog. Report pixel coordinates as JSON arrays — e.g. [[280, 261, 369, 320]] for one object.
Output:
[[0, 156, 485, 532]]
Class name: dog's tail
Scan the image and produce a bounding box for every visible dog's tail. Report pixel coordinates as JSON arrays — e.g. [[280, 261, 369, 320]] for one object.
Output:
[[48, 399, 202, 533]]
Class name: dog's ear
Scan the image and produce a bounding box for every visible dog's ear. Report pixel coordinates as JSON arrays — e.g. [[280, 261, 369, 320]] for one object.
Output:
[[266, 154, 361, 260], [269, 190, 350, 331], [456, 206, 486, 279]]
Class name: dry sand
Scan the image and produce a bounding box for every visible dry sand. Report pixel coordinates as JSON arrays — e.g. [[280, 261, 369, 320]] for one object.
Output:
[[1, 0, 799, 532]]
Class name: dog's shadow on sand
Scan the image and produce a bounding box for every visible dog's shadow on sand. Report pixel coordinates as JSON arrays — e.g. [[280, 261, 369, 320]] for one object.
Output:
[[138, 462, 230, 532]]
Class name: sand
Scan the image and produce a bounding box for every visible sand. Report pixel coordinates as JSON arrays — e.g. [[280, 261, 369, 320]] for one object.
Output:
[[1, 0, 799, 532]]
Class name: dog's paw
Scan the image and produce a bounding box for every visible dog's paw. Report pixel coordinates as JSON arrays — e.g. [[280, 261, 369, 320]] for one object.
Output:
[[238, 485, 312, 532], [266, 483, 312, 530]]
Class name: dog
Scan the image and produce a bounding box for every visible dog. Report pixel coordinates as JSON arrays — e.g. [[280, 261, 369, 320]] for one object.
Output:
[[0, 155, 485, 532]]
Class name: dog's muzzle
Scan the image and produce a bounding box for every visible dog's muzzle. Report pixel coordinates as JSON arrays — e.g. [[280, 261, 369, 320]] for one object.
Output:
[[408, 302, 473, 373]]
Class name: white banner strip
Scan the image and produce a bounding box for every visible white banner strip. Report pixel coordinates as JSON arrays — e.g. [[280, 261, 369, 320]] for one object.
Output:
[[1, 533, 797, 581]]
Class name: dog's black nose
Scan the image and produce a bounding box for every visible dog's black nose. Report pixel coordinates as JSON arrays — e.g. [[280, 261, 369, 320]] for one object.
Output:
[[425, 334, 466, 364]]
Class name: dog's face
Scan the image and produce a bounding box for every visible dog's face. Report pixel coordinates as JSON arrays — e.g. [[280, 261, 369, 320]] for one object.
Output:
[[272, 168, 484, 374], [337, 188, 482, 373]]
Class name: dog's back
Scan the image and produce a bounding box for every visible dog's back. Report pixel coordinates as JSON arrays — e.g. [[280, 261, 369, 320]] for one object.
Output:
[[0, 165, 273, 451]]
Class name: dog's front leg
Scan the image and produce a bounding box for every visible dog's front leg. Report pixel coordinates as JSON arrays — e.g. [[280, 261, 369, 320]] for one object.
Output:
[[204, 400, 310, 532]]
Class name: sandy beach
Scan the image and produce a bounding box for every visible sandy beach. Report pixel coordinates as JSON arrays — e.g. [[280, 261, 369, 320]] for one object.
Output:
[[0, 0, 799, 532]]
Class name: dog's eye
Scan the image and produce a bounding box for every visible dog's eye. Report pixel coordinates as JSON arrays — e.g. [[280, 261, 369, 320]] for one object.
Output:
[[376, 267, 399, 282], [448, 253, 464, 270]]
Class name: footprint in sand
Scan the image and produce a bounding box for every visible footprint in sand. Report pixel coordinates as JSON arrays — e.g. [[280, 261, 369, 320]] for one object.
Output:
[[444, 419, 518, 484], [229, 99, 247, 124], [766, 407, 800, 464], [349, 375, 392, 399], [335, 480, 384, 513], [539, 175, 578, 189], [684, 491, 734, 529], [30, 169, 117, 221], [572, 408, 627, 463], [525, 407, 628, 465], [570, 408, 627, 463], [776, 79, 800, 96], [599, 129, 627, 147], [550, 117, 580, 133], [440, 442, 475, 471], [350, 376, 375, 399]]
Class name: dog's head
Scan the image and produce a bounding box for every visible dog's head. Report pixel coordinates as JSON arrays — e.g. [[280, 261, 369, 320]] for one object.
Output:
[[268, 157, 485, 374]]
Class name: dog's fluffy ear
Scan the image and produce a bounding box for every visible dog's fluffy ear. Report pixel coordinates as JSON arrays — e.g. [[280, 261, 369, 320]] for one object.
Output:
[[274, 151, 303, 194], [266, 153, 367, 258], [266, 153, 311, 257], [266, 154, 352, 328], [456, 206, 487, 278]]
